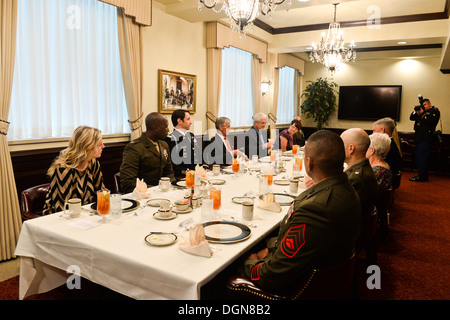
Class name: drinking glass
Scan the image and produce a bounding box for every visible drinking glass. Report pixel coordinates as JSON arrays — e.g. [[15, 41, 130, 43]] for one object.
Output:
[[264, 168, 273, 186], [201, 199, 214, 222], [97, 189, 111, 223], [110, 194, 122, 219], [292, 144, 298, 155], [295, 155, 303, 172], [270, 150, 276, 162], [232, 158, 240, 178], [186, 169, 195, 189], [210, 186, 221, 213]]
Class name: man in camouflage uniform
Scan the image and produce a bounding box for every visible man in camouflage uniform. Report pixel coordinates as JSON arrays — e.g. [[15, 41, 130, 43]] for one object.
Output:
[[240, 130, 360, 293], [120, 112, 175, 194]]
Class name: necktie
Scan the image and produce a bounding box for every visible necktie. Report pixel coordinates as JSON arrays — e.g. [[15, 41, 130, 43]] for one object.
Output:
[[224, 137, 232, 152]]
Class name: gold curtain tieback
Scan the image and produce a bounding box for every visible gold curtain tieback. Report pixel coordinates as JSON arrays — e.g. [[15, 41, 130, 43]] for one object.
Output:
[[0, 119, 10, 136], [128, 113, 143, 132]]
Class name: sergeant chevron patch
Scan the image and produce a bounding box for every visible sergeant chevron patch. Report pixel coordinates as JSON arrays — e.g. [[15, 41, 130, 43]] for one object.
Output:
[[280, 224, 305, 258]]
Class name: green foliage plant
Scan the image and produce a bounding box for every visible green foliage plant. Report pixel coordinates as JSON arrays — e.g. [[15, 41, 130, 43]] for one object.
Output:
[[300, 77, 338, 130]]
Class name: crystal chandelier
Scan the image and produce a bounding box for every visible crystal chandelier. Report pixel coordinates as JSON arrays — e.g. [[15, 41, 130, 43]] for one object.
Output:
[[198, 0, 291, 34], [309, 3, 356, 75]]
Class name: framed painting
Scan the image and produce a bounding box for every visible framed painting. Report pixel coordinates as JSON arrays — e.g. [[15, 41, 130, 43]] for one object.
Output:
[[158, 69, 196, 114]]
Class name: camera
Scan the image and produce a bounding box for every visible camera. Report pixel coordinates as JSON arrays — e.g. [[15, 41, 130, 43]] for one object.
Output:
[[414, 94, 424, 112]]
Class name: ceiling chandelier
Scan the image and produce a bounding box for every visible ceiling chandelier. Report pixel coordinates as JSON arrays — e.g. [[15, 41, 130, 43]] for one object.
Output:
[[309, 3, 356, 75], [198, 0, 291, 34]]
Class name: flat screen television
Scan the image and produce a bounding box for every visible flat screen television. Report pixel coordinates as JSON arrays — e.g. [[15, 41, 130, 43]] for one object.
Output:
[[338, 85, 402, 121]]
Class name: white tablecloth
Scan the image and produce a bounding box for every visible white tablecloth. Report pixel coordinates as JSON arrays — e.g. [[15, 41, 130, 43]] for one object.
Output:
[[15, 158, 307, 300]]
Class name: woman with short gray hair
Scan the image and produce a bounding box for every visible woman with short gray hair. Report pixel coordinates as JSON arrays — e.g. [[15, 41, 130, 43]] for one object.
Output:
[[366, 132, 393, 190]]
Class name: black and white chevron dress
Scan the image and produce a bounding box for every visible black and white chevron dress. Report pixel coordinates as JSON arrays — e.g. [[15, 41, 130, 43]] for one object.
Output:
[[42, 159, 105, 215]]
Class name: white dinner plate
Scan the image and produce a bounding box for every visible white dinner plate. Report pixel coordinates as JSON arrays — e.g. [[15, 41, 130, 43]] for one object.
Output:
[[208, 179, 226, 185], [145, 233, 177, 246], [202, 221, 251, 244]]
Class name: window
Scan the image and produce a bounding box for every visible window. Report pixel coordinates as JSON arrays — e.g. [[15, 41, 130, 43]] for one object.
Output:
[[218, 46, 254, 127], [8, 0, 129, 141], [276, 66, 297, 124]]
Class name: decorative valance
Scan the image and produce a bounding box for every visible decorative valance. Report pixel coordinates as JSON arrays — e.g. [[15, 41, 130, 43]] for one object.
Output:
[[206, 22, 268, 63], [275, 53, 305, 75], [99, 0, 152, 26]]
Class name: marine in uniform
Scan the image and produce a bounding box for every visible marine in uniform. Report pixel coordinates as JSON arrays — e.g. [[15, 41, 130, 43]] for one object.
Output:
[[409, 98, 440, 182], [239, 130, 360, 294], [120, 113, 175, 194], [346, 158, 379, 216]]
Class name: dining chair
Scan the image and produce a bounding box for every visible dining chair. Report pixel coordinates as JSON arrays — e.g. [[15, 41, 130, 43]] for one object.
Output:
[[376, 187, 394, 241], [226, 253, 356, 300], [20, 183, 50, 221], [392, 171, 402, 190], [113, 172, 122, 194], [356, 207, 378, 263]]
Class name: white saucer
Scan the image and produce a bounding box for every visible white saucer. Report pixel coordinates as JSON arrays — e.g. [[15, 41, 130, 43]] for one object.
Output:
[[172, 207, 193, 214], [153, 211, 177, 220]]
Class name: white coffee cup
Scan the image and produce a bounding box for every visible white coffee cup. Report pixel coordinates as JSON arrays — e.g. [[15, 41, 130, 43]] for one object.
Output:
[[290, 179, 299, 194], [242, 202, 254, 220], [213, 165, 220, 176], [159, 177, 170, 192], [159, 199, 171, 211], [64, 198, 81, 218]]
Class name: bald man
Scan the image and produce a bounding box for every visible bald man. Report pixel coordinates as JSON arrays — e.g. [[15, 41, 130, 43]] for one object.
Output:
[[341, 128, 378, 216], [120, 112, 175, 193], [240, 130, 360, 293]]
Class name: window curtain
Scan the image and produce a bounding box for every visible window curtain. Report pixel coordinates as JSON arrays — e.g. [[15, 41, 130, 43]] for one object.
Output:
[[218, 47, 254, 127], [99, 0, 152, 26], [276, 66, 296, 124], [117, 8, 143, 140], [0, 0, 21, 261], [252, 54, 262, 114], [8, 0, 129, 140], [206, 48, 222, 135]]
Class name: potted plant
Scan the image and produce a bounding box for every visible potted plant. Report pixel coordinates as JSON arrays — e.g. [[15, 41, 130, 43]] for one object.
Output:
[[300, 77, 338, 130]]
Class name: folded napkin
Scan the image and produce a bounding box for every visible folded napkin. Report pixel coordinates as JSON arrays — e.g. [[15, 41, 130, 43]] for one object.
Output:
[[178, 224, 213, 258], [256, 192, 282, 213], [132, 178, 151, 199], [195, 164, 209, 181]]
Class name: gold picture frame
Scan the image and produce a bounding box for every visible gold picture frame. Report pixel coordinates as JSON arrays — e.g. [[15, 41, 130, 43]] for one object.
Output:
[[158, 69, 196, 114]]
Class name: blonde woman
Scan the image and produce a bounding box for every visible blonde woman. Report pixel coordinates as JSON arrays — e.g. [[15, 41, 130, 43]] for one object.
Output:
[[43, 126, 106, 214], [366, 132, 393, 190]]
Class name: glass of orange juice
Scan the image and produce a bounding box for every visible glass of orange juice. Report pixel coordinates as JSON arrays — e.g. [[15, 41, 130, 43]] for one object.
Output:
[[292, 144, 298, 155], [186, 169, 195, 189], [295, 156, 303, 172], [97, 189, 110, 223], [210, 186, 221, 213], [264, 168, 273, 186], [232, 158, 240, 178]]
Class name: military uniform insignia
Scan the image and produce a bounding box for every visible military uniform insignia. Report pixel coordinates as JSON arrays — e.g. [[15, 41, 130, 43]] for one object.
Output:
[[280, 224, 305, 258], [250, 262, 262, 281], [163, 149, 168, 160]]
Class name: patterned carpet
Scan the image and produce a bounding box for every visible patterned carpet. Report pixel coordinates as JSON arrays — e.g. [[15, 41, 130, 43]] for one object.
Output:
[[1, 170, 449, 300]]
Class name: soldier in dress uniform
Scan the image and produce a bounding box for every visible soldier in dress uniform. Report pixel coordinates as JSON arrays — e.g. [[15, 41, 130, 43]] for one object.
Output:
[[341, 128, 379, 216], [120, 112, 175, 194], [239, 130, 361, 293], [409, 98, 440, 182]]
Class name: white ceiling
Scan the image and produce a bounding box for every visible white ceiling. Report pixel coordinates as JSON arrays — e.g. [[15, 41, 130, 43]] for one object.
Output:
[[156, 0, 450, 71]]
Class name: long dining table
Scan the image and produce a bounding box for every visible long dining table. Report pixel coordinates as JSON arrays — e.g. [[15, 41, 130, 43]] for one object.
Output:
[[14, 153, 307, 300]]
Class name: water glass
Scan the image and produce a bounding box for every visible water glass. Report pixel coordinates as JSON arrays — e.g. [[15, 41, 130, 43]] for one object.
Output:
[[201, 199, 214, 221], [110, 194, 122, 219]]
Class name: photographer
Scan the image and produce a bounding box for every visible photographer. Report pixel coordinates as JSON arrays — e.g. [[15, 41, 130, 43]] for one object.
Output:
[[409, 96, 440, 182]]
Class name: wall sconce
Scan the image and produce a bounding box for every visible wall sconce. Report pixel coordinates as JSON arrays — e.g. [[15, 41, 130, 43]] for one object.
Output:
[[261, 81, 272, 95]]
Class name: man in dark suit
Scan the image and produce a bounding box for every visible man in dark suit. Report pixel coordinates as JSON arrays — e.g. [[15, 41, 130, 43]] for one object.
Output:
[[204, 117, 243, 165], [166, 110, 202, 178], [372, 117, 402, 174], [244, 112, 272, 159], [120, 113, 175, 194], [240, 130, 360, 293], [341, 128, 379, 216], [409, 98, 440, 182]]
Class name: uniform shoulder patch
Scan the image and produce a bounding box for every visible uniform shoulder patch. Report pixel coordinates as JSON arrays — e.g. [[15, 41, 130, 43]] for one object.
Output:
[[280, 224, 306, 258], [250, 262, 262, 281]]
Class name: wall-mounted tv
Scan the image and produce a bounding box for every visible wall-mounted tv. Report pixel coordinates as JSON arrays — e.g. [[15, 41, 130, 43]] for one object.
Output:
[[338, 85, 402, 121]]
